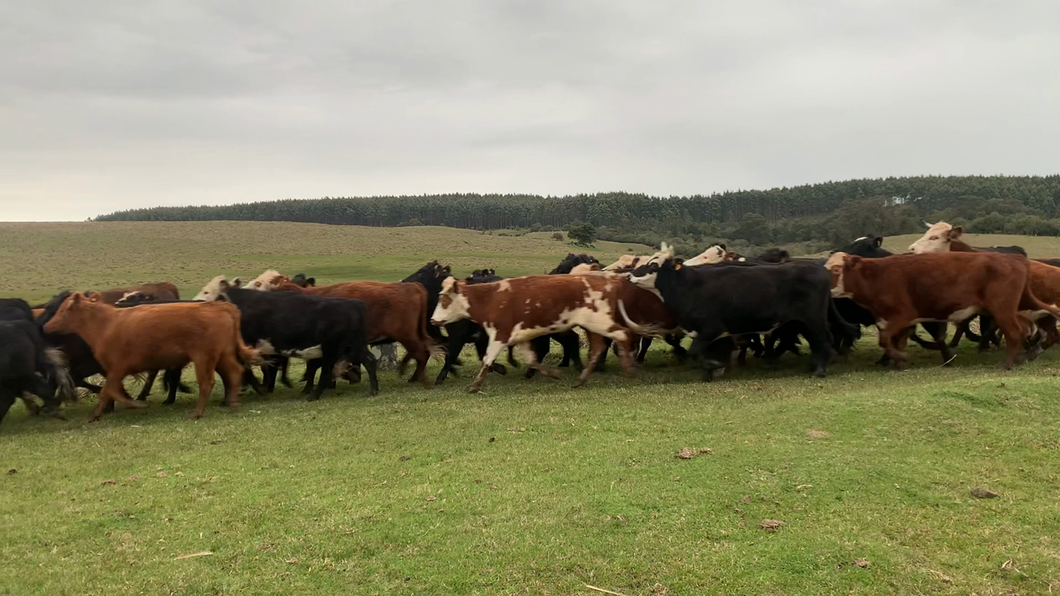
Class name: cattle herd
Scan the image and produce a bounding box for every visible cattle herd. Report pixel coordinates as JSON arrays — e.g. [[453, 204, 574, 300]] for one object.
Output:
[[4, 220, 1060, 427]]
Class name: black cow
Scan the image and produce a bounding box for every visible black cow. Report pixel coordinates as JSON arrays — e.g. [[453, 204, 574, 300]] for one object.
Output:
[[756, 248, 791, 264], [402, 261, 451, 343], [835, 236, 953, 364], [629, 252, 842, 379], [0, 297, 72, 425], [208, 281, 379, 399], [291, 273, 316, 287]]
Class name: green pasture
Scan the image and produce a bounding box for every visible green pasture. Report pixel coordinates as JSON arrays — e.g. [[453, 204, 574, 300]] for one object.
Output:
[[2, 223, 1060, 595]]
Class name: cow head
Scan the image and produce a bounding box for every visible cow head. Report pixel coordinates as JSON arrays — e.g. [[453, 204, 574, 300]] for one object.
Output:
[[837, 236, 890, 259], [684, 244, 727, 267], [193, 276, 239, 301], [291, 273, 316, 287], [824, 252, 859, 298], [115, 291, 156, 306], [909, 222, 961, 254], [603, 254, 641, 272], [42, 292, 87, 335], [244, 269, 285, 291], [430, 276, 471, 325], [569, 263, 601, 274], [628, 242, 676, 288]]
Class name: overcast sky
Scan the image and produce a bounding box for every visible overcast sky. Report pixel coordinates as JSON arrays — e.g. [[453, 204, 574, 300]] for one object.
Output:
[[1, 1, 1057, 221]]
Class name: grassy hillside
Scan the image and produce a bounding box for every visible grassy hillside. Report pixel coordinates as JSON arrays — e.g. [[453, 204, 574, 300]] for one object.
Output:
[[3, 222, 1060, 594], [0, 222, 652, 302]]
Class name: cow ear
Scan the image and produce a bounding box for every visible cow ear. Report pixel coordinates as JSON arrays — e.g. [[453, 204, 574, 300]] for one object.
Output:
[[674, 258, 684, 270], [848, 255, 863, 268], [306, 278, 315, 286], [71, 293, 83, 305], [874, 237, 883, 248], [949, 226, 963, 239], [719, 243, 727, 250], [219, 279, 231, 291]]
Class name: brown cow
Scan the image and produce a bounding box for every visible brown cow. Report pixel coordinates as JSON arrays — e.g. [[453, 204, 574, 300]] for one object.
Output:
[[84, 282, 180, 305], [42, 294, 262, 420], [825, 251, 1060, 369], [231, 278, 441, 384], [430, 274, 640, 392]]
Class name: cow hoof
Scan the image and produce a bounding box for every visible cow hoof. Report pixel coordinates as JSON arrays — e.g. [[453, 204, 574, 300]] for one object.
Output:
[[305, 394, 321, 402], [188, 411, 203, 420], [127, 400, 148, 409], [571, 379, 586, 388], [467, 386, 481, 394], [162, 400, 176, 406], [812, 370, 827, 378]]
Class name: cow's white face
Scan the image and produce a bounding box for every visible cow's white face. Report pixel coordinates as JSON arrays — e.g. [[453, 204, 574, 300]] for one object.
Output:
[[603, 255, 638, 271], [430, 276, 471, 325], [909, 222, 959, 254], [627, 242, 675, 288], [683, 245, 727, 267], [824, 252, 850, 297], [193, 275, 238, 301], [569, 263, 600, 274], [245, 269, 283, 291]]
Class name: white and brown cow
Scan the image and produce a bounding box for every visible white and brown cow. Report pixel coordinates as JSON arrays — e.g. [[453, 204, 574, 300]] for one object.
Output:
[[682, 245, 730, 267], [430, 274, 641, 392]]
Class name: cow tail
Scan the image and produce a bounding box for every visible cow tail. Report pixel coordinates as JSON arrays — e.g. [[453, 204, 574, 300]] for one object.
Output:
[[827, 298, 861, 341], [44, 347, 77, 403], [231, 314, 264, 366], [1024, 285, 1060, 320], [617, 299, 666, 337]]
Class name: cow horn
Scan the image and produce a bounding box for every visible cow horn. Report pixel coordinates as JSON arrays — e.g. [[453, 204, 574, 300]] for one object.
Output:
[[922, 221, 933, 229]]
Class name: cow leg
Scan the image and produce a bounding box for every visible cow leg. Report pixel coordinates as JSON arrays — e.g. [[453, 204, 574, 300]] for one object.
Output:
[[878, 322, 912, 368], [0, 389, 19, 426], [948, 320, 968, 348], [799, 322, 835, 378], [91, 377, 123, 421], [688, 334, 724, 381], [136, 370, 158, 401], [517, 341, 562, 380], [218, 356, 243, 412], [403, 342, 432, 387], [526, 336, 551, 379], [162, 368, 181, 405], [635, 336, 652, 362], [558, 330, 584, 370], [358, 346, 380, 396], [994, 314, 1028, 369], [469, 338, 506, 394], [263, 360, 278, 393], [976, 315, 998, 352], [1040, 318, 1059, 350], [302, 359, 321, 395], [242, 368, 266, 396], [308, 353, 338, 401], [190, 360, 217, 419], [571, 332, 610, 388]]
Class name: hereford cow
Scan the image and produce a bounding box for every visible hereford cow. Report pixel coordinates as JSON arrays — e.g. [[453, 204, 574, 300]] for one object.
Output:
[[234, 277, 441, 384], [833, 236, 952, 364], [43, 294, 262, 420], [430, 275, 640, 392], [525, 254, 602, 374], [434, 268, 518, 385], [603, 254, 650, 272], [908, 222, 1026, 255], [825, 251, 1060, 369], [683, 245, 730, 267], [907, 222, 1024, 350], [194, 277, 379, 399], [628, 244, 842, 379]]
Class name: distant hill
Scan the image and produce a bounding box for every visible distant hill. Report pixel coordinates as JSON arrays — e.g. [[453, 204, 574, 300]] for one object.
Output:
[[94, 175, 1060, 254]]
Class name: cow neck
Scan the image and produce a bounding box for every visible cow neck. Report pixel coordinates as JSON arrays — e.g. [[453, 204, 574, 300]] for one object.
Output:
[[653, 265, 686, 310], [60, 301, 117, 349], [949, 240, 974, 252]]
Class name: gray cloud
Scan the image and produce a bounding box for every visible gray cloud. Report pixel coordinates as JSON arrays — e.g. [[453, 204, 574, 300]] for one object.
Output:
[[0, 0, 1057, 220]]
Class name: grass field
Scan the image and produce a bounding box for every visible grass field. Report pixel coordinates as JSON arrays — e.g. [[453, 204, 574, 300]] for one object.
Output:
[[3, 223, 1060, 595]]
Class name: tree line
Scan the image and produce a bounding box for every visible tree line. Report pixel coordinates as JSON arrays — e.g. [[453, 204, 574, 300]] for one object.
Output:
[[94, 175, 1060, 253]]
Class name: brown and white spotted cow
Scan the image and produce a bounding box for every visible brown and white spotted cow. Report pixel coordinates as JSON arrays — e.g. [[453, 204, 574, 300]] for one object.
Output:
[[430, 275, 641, 392], [825, 251, 1060, 369]]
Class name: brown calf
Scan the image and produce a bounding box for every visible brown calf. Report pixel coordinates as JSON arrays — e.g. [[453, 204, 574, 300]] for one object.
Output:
[[269, 280, 441, 384], [826, 251, 1060, 369], [430, 274, 640, 392], [42, 294, 261, 420]]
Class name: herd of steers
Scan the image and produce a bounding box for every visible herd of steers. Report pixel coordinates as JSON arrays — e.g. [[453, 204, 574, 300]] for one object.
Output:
[[3, 220, 1060, 427]]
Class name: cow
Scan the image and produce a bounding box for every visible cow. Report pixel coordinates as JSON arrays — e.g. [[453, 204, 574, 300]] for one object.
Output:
[[110, 292, 202, 403], [907, 222, 1025, 350], [0, 298, 73, 422], [430, 274, 640, 392], [220, 276, 441, 384], [909, 222, 1026, 255], [434, 268, 518, 385], [833, 236, 952, 364], [603, 254, 650, 272], [683, 245, 730, 267], [825, 251, 1060, 369], [42, 293, 262, 420], [525, 254, 602, 374], [193, 277, 378, 399], [756, 248, 791, 264], [83, 282, 181, 306], [627, 244, 840, 379]]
